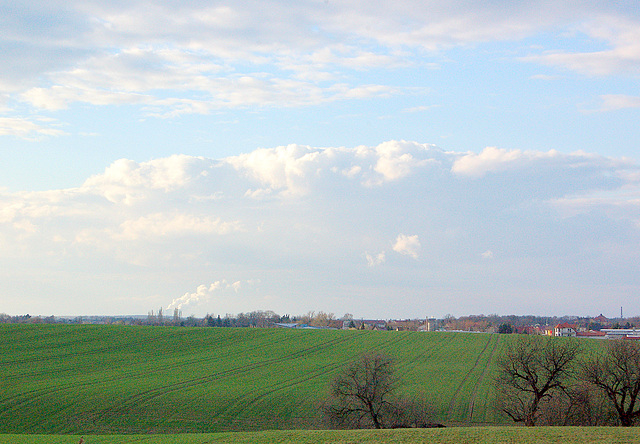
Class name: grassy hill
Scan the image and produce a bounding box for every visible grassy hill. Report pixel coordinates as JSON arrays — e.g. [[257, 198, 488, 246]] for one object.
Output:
[[1, 324, 527, 434]]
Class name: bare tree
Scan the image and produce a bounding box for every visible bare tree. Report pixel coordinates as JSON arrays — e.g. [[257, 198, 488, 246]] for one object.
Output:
[[310, 311, 335, 327], [324, 352, 398, 429], [535, 383, 617, 426], [323, 352, 435, 429], [581, 339, 640, 427], [494, 335, 581, 426], [386, 395, 436, 428]]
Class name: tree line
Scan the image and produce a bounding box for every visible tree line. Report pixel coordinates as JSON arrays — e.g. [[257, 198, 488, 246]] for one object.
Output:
[[3, 311, 639, 332], [0, 309, 339, 328]]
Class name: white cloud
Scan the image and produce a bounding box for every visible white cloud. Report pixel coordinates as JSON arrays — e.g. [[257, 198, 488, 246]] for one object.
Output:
[[113, 213, 242, 241], [373, 141, 418, 182], [481, 250, 494, 260], [22, 85, 152, 111], [366, 251, 386, 267], [82, 155, 212, 203], [0, 117, 67, 140], [3, 1, 637, 119], [590, 95, 640, 113], [523, 16, 640, 76], [403, 105, 439, 113], [17, 46, 399, 113], [449, 146, 634, 181], [226, 144, 323, 197], [451, 147, 564, 178], [393, 234, 421, 259]]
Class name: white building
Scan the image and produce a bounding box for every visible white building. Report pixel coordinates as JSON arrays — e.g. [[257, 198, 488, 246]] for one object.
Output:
[[554, 323, 577, 337]]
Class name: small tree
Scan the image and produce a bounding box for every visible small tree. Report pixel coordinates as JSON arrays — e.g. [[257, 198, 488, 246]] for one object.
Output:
[[494, 336, 581, 426], [581, 339, 640, 426]]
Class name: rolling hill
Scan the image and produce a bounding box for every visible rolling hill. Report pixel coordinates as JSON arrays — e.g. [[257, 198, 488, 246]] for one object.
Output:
[[1, 324, 512, 434]]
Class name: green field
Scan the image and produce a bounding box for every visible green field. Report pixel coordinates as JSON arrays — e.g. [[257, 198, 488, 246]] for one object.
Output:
[[1, 427, 639, 444], [0, 324, 593, 435]]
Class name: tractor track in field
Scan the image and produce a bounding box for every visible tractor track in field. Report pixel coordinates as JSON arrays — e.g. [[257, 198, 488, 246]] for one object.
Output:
[[3, 327, 288, 384], [0, 329, 298, 416], [0, 332, 185, 413], [221, 360, 346, 421], [394, 333, 456, 378], [93, 332, 358, 426], [466, 334, 500, 422], [446, 334, 494, 422], [224, 330, 414, 420], [1, 328, 184, 369]]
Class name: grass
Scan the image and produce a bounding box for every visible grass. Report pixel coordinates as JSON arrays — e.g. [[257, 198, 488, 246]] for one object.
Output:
[[0, 427, 638, 444], [0, 324, 600, 435]]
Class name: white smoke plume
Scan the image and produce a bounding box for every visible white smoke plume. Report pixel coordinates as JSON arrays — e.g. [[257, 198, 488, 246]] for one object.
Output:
[[167, 280, 242, 310]]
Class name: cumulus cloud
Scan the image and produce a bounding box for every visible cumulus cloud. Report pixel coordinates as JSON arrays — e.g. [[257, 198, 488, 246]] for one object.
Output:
[[393, 234, 421, 259], [373, 141, 419, 182], [225, 141, 443, 196], [225, 144, 322, 197], [82, 155, 213, 204]]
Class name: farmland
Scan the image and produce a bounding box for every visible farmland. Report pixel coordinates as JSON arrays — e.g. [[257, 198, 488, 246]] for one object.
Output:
[[0, 324, 596, 435], [1, 427, 639, 444]]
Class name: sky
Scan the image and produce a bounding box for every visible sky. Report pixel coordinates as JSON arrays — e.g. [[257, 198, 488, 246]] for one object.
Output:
[[1, 0, 640, 319]]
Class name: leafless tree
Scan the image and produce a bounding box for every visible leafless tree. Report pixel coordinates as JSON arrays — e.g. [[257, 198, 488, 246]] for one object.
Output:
[[324, 352, 398, 429], [323, 352, 435, 429], [310, 311, 335, 327], [580, 339, 640, 427], [494, 335, 581, 426], [535, 383, 617, 426], [385, 394, 435, 428]]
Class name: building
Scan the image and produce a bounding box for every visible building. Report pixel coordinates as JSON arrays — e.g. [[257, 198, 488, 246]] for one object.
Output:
[[576, 330, 606, 338], [426, 317, 441, 332], [601, 329, 640, 340], [554, 323, 577, 337], [593, 314, 610, 325]]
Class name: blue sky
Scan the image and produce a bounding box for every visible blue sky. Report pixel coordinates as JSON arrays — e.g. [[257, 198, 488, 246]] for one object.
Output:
[[1, 0, 640, 319]]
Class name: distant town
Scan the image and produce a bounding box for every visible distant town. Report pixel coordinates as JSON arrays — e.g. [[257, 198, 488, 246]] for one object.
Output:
[[2, 310, 639, 340]]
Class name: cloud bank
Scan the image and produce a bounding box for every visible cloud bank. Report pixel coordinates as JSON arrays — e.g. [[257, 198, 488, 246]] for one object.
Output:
[[1, 140, 639, 317]]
